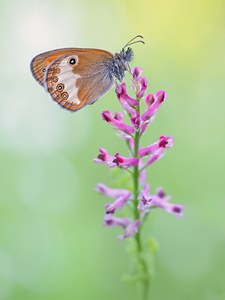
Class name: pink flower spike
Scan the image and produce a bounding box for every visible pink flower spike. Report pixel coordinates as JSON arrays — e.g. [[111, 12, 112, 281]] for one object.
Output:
[[102, 110, 135, 135], [94, 148, 116, 168], [116, 83, 139, 106], [113, 153, 139, 169], [118, 219, 141, 240], [96, 183, 131, 199], [105, 192, 131, 214]]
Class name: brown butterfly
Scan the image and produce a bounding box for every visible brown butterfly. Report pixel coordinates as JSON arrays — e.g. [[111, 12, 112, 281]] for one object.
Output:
[[30, 35, 144, 112]]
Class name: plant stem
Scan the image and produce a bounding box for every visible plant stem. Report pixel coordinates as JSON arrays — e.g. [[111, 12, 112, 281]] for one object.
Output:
[[132, 102, 150, 300]]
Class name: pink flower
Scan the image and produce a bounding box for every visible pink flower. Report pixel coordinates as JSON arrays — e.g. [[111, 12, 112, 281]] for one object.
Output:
[[145, 149, 165, 167], [151, 191, 184, 218], [139, 168, 147, 186], [102, 110, 135, 134], [104, 215, 141, 240], [136, 77, 148, 98], [96, 183, 131, 214], [130, 111, 141, 130], [137, 183, 152, 211], [139, 136, 174, 157], [94, 150, 139, 169], [118, 219, 141, 240], [116, 83, 138, 107], [104, 214, 131, 227], [138, 186, 184, 218], [138, 136, 174, 167], [141, 91, 166, 133], [131, 67, 148, 98], [105, 192, 131, 214], [96, 183, 131, 198], [145, 93, 154, 106], [131, 66, 143, 78], [94, 148, 116, 167], [113, 153, 139, 168]]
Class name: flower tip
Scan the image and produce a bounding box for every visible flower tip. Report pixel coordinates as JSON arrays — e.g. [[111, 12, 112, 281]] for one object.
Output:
[[96, 183, 105, 193], [172, 205, 184, 217], [101, 110, 112, 122], [145, 94, 155, 106], [115, 82, 126, 97], [131, 66, 143, 78], [114, 112, 123, 121], [159, 136, 174, 148], [156, 187, 166, 198], [156, 90, 167, 103]]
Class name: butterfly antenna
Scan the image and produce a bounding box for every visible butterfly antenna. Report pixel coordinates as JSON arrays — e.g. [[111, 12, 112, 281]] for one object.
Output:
[[122, 35, 144, 50]]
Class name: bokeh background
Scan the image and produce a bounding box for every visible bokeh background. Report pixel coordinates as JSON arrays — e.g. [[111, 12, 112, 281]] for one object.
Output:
[[0, 0, 225, 299]]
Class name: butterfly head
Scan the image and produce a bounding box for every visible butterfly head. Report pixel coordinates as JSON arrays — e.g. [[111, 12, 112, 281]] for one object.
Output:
[[120, 47, 134, 62], [110, 47, 133, 82], [110, 35, 144, 82]]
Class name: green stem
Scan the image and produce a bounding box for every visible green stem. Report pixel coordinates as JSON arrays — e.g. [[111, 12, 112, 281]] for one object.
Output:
[[132, 102, 150, 300]]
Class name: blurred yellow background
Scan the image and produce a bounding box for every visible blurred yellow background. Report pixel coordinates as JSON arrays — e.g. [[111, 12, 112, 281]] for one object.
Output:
[[0, 0, 225, 299]]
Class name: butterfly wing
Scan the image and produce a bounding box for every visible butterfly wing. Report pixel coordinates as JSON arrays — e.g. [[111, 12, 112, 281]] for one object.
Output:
[[31, 48, 115, 111], [30, 48, 77, 86]]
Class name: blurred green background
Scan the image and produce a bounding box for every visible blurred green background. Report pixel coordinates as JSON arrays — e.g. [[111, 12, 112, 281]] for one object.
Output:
[[0, 0, 225, 299]]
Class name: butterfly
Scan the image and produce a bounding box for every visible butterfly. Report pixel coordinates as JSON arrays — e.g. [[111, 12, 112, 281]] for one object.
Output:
[[30, 35, 144, 112]]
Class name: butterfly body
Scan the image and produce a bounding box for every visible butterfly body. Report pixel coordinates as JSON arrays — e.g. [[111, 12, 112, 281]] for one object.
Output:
[[30, 36, 143, 112]]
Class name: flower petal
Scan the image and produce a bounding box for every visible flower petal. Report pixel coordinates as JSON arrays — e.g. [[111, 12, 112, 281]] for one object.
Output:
[[151, 195, 184, 218], [116, 83, 139, 106], [139, 136, 174, 157], [141, 90, 166, 122], [131, 67, 143, 78], [102, 110, 135, 134], [136, 77, 148, 98], [96, 183, 131, 198], [118, 219, 141, 240], [113, 153, 139, 168], [104, 214, 131, 227], [94, 148, 116, 167], [105, 192, 131, 214]]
